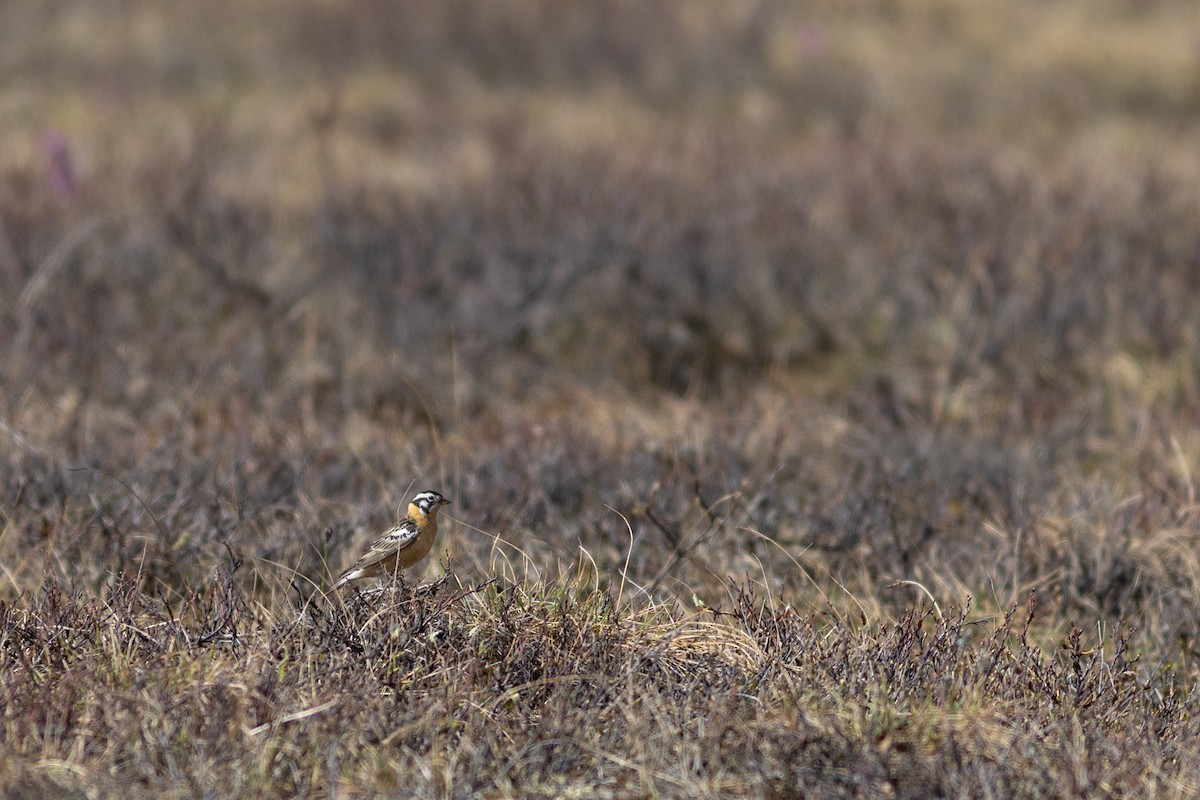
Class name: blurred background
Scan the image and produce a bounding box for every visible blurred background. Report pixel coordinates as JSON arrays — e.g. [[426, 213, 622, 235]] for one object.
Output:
[[3, 0, 1200, 622]]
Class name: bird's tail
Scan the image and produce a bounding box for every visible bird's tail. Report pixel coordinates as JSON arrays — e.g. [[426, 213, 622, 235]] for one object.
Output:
[[333, 568, 361, 590]]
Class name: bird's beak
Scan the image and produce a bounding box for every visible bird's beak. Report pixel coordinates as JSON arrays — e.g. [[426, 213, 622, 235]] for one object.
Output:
[[441, 498, 451, 505]]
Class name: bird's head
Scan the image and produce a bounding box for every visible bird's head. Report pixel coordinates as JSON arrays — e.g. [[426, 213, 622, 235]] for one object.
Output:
[[410, 490, 451, 519]]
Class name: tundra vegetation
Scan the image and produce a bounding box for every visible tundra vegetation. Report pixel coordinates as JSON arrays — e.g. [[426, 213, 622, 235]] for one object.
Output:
[[3, 2, 1200, 797]]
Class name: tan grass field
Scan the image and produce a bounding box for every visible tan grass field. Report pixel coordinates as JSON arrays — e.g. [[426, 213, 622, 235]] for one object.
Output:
[[4, 2, 1200, 797]]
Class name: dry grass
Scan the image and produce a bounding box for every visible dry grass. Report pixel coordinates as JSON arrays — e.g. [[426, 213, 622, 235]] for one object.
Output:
[[4, 1, 1200, 797]]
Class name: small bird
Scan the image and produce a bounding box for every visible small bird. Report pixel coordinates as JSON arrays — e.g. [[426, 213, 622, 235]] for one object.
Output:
[[334, 490, 451, 589]]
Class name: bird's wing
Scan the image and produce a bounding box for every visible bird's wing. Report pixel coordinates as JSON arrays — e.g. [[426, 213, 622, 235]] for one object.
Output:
[[346, 518, 422, 573]]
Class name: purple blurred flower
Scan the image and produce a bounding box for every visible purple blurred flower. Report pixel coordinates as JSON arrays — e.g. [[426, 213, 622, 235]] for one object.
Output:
[[42, 130, 78, 199], [796, 24, 828, 59]]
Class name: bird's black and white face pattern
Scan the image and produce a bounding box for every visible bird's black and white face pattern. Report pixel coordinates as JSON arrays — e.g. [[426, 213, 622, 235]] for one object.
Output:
[[412, 490, 450, 516]]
